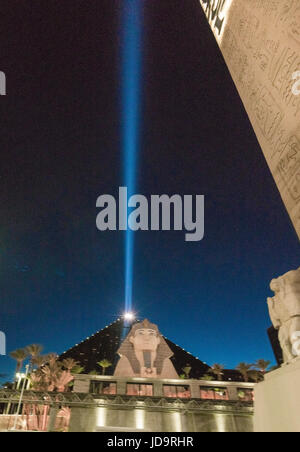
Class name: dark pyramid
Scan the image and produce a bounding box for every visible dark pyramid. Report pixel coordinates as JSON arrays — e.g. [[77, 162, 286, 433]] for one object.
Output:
[[60, 318, 128, 376], [59, 318, 244, 381]]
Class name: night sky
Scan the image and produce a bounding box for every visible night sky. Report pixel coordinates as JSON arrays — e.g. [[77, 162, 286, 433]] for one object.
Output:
[[1, 0, 299, 381]]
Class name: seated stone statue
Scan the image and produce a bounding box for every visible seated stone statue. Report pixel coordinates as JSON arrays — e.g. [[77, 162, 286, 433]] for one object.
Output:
[[268, 267, 300, 363], [114, 319, 179, 379]]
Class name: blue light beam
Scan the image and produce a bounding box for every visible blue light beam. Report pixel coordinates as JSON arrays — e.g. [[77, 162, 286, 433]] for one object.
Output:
[[121, 0, 143, 313]]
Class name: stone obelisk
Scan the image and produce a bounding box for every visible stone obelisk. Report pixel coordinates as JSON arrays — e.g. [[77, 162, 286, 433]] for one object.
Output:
[[199, 0, 300, 239]]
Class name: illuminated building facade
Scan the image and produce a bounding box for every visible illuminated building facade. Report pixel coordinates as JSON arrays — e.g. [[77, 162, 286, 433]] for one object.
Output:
[[58, 318, 254, 432]]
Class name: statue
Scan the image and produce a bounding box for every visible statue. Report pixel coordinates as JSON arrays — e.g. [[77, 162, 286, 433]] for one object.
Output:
[[267, 267, 300, 363], [114, 319, 179, 378]]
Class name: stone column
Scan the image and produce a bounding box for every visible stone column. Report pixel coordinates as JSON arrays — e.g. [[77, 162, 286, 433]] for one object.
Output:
[[190, 380, 200, 399], [153, 381, 163, 397], [227, 385, 239, 401], [117, 380, 127, 396], [199, 0, 300, 239], [47, 406, 59, 432]]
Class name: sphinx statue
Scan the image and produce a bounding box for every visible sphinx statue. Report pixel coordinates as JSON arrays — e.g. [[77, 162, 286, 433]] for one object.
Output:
[[114, 319, 179, 378], [267, 267, 300, 363]]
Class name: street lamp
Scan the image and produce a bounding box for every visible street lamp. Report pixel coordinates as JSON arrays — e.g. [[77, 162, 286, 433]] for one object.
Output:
[[15, 372, 26, 391], [12, 364, 29, 431]]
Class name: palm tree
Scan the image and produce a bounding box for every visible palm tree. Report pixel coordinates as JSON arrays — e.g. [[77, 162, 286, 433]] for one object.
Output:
[[31, 354, 52, 369], [255, 360, 271, 374], [236, 363, 253, 382], [248, 369, 263, 383], [97, 359, 112, 375], [71, 365, 84, 375], [201, 374, 214, 382], [45, 353, 58, 365], [25, 344, 43, 369], [10, 348, 28, 374], [209, 364, 224, 381], [61, 358, 80, 372], [61, 358, 84, 375], [1, 381, 13, 389], [182, 364, 192, 379]]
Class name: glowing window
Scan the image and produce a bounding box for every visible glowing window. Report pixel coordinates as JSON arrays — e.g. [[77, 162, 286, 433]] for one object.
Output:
[[127, 383, 153, 396], [237, 388, 254, 402], [90, 381, 117, 395], [163, 385, 191, 399], [200, 386, 229, 400]]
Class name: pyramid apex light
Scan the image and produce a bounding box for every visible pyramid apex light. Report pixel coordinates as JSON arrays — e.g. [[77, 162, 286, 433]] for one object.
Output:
[[124, 312, 135, 322]]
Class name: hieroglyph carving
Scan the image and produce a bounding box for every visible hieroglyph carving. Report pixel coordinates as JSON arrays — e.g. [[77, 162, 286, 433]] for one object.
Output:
[[199, 0, 300, 239]]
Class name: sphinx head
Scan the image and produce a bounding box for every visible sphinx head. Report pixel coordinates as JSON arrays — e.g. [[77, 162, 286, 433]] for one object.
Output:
[[270, 278, 281, 294], [129, 319, 161, 352]]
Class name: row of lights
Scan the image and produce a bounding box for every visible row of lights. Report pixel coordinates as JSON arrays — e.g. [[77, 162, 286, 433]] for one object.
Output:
[[61, 315, 134, 355]]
